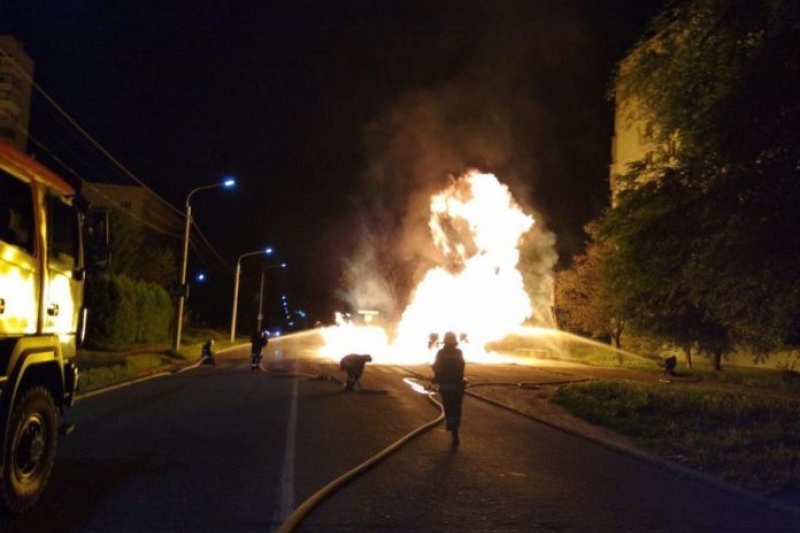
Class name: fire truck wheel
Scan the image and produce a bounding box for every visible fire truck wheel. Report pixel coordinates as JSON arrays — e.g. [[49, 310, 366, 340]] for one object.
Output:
[[2, 386, 58, 515]]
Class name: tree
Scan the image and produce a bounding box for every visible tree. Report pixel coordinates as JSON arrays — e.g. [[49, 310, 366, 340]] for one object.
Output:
[[602, 0, 800, 364], [106, 210, 177, 288], [598, 168, 732, 369], [554, 229, 624, 350]]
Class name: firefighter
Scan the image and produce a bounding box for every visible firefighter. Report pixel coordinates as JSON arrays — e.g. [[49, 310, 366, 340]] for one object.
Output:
[[432, 331, 466, 448], [250, 330, 267, 371], [339, 353, 373, 392], [201, 338, 216, 365]]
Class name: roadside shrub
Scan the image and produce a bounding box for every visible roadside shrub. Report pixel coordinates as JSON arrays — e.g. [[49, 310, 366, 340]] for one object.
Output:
[[85, 274, 172, 349], [136, 281, 172, 343]]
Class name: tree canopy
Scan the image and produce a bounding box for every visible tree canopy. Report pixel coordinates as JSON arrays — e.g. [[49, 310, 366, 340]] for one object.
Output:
[[597, 0, 800, 361], [554, 227, 624, 348]]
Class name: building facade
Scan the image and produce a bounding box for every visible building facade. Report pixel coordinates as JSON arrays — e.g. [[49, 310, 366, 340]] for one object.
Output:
[[609, 93, 659, 206], [609, 42, 678, 207], [0, 36, 34, 150], [81, 182, 183, 236]]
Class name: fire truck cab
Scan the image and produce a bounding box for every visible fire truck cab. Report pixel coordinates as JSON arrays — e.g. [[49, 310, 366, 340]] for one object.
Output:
[[0, 138, 107, 514]]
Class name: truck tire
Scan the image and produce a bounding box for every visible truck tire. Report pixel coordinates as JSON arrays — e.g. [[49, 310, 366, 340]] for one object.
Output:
[[2, 386, 58, 515]]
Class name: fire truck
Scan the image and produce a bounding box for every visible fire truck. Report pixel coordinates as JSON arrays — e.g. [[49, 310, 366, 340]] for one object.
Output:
[[0, 138, 107, 514]]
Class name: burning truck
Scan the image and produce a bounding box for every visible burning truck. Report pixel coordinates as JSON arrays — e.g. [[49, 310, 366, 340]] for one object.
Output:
[[321, 170, 548, 365]]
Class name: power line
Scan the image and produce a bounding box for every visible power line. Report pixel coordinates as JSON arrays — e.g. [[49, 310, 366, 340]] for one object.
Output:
[[0, 44, 182, 218], [192, 220, 235, 274], [23, 130, 184, 238], [1, 43, 235, 272]]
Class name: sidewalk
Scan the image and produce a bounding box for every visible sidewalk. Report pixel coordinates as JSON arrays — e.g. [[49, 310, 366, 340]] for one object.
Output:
[[462, 365, 800, 517]]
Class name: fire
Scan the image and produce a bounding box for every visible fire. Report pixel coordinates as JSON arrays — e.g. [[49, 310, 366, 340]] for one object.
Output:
[[321, 170, 536, 364]]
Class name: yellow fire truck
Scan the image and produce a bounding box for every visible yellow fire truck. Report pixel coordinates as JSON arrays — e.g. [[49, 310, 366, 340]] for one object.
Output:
[[0, 138, 107, 514]]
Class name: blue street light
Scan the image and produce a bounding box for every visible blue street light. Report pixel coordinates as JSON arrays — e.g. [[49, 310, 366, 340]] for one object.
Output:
[[230, 246, 275, 341], [174, 176, 237, 353]]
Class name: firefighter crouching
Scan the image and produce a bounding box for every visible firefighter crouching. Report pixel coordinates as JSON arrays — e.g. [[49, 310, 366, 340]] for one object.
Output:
[[339, 354, 373, 391]]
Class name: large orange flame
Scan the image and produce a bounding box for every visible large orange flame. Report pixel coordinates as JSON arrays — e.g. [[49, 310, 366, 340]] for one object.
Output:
[[321, 170, 535, 364]]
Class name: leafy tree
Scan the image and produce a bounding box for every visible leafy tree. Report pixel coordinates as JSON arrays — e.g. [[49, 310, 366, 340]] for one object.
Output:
[[554, 228, 625, 350], [599, 168, 732, 369], [106, 210, 177, 288], [602, 0, 800, 365]]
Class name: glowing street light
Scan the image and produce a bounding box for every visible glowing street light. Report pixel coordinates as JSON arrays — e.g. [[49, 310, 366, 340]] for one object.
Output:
[[173, 176, 236, 353], [257, 262, 287, 332], [230, 246, 274, 341]]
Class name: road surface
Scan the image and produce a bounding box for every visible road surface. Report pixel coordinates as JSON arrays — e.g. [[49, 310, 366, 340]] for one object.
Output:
[[3, 335, 797, 532]]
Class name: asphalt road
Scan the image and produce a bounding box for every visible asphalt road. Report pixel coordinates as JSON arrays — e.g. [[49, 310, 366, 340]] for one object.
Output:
[[2, 337, 797, 532]]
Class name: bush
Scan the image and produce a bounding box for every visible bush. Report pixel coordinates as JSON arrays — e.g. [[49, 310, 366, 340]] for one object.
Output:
[[136, 281, 172, 344], [85, 274, 173, 349]]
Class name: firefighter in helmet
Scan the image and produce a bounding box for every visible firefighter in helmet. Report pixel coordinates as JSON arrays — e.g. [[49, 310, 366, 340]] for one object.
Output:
[[339, 353, 373, 392], [432, 331, 466, 448]]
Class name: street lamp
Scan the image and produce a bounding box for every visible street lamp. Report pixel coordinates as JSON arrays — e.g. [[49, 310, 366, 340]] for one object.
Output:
[[173, 176, 236, 353], [230, 246, 274, 341], [257, 262, 287, 332]]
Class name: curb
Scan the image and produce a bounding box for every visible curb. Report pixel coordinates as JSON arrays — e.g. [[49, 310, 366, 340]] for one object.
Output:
[[466, 388, 800, 518]]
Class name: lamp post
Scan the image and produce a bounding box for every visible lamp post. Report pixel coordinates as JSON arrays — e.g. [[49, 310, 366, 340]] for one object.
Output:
[[257, 262, 287, 332], [230, 246, 274, 341], [173, 177, 236, 353]]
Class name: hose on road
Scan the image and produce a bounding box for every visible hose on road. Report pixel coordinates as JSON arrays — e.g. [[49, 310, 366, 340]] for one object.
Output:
[[275, 378, 443, 533]]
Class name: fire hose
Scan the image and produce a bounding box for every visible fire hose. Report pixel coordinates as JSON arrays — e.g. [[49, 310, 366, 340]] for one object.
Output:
[[275, 375, 587, 531], [275, 377, 443, 533]]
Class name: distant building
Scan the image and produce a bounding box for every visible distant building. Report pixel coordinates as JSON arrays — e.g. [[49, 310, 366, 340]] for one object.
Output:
[[82, 182, 183, 236], [609, 39, 678, 207], [0, 36, 34, 150]]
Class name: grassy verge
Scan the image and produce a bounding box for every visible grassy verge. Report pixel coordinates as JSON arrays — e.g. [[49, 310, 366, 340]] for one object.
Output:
[[75, 328, 240, 392], [552, 380, 800, 493], [689, 365, 800, 393], [77, 352, 173, 391]]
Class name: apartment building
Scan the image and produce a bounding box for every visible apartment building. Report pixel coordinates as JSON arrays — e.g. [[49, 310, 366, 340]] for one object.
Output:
[[0, 36, 33, 150], [609, 40, 678, 207], [82, 182, 183, 236]]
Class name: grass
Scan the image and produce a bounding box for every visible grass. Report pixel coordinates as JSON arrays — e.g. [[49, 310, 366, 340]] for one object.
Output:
[[689, 365, 800, 393], [78, 353, 170, 391], [489, 332, 663, 371], [558, 343, 663, 371], [552, 380, 800, 493], [75, 328, 240, 391]]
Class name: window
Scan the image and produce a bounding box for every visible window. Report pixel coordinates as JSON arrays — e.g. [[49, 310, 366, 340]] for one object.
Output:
[[0, 169, 35, 254], [47, 195, 77, 268]]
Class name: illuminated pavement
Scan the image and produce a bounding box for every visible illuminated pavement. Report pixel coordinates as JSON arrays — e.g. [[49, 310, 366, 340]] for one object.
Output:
[[3, 344, 797, 532]]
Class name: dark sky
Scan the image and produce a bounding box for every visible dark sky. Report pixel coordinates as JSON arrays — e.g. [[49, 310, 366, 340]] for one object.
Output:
[[1, 0, 663, 325]]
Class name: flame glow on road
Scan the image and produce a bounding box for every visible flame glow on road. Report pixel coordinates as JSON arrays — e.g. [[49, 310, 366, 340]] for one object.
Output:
[[321, 170, 536, 364]]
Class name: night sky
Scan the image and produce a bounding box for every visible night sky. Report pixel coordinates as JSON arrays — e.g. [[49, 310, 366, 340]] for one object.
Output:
[[1, 0, 663, 326]]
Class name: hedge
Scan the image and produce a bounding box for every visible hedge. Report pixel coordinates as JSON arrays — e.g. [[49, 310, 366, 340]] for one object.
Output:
[[84, 274, 173, 349]]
